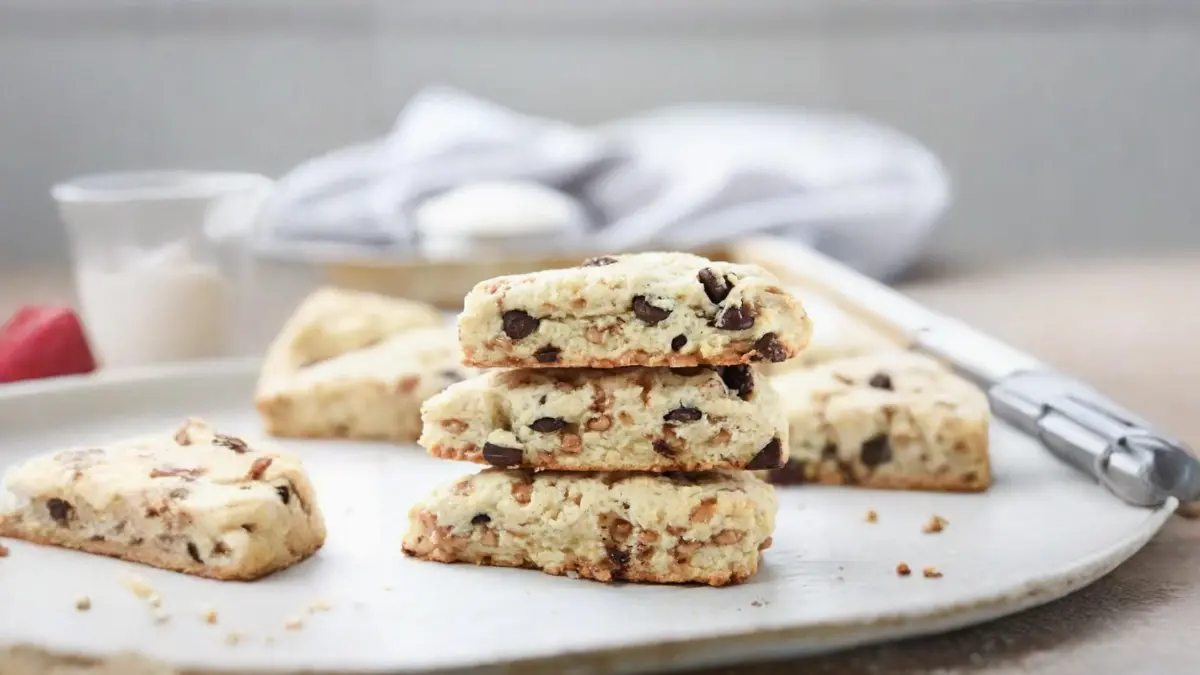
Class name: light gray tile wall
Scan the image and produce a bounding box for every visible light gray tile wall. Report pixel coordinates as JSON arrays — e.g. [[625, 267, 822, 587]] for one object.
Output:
[[1, 1, 1197, 265]]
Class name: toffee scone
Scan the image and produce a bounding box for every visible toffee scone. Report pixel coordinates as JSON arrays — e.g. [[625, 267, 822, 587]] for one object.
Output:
[[257, 327, 472, 442], [402, 468, 776, 586], [765, 352, 991, 492], [458, 252, 812, 369], [0, 418, 326, 580], [420, 365, 786, 472], [765, 293, 900, 374]]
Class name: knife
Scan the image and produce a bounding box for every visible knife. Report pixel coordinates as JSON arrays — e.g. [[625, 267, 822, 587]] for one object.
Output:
[[735, 238, 1200, 508]]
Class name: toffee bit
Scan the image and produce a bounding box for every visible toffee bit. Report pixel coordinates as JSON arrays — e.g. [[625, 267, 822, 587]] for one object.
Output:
[[896, 562, 912, 577], [246, 457, 273, 481], [214, 434, 249, 454]]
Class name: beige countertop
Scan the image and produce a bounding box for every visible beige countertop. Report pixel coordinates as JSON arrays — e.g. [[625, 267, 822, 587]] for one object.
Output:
[[2, 256, 1197, 674]]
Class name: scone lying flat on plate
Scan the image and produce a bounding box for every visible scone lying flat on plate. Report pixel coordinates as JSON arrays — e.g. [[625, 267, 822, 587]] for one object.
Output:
[[765, 352, 991, 492], [458, 252, 812, 369], [421, 365, 787, 472], [764, 292, 901, 374], [0, 418, 326, 580], [403, 469, 776, 586], [256, 286, 470, 442]]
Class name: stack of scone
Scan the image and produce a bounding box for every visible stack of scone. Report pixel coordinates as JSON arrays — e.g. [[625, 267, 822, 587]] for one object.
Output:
[[401, 252, 812, 586]]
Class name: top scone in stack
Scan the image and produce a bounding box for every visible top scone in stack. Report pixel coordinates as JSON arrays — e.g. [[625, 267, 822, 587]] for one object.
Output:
[[402, 252, 812, 586]]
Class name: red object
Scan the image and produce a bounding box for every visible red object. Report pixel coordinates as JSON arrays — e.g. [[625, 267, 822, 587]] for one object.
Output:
[[0, 305, 97, 384]]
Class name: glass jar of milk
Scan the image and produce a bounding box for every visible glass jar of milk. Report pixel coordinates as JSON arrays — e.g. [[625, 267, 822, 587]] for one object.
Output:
[[52, 171, 272, 369]]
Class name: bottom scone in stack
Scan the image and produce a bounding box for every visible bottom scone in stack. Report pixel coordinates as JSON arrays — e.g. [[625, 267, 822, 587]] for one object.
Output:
[[402, 252, 813, 586]]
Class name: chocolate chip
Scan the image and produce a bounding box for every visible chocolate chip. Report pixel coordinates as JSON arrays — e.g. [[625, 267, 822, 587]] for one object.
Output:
[[187, 541, 203, 564], [631, 296, 671, 326], [746, 438, 784, 470], [713, 303, 756, 331], [752, 333, 788, 363], [502, 310, 540, 340], [529, 417, 567, 433], [241, 524, 256, 533], [214, 434, 249, 454], [652, 439, 676, 457], [861, 434, 893, 467], [582, 255, 619, 267], [671, 334, 687, 351], [482, 442, 524, 467], [670, 366, 707, 377], [276, 485, 291, 504], [664, 407, 703, 423], [46, 498, 73, 526], [89, 535, 105, 542], [534, 346, 561, 363], [212, 541, 231, 556], [868, 373, 894, 390], [471, 513, 491, 525], [698, 268, 732, 304], [766, 459, 807, 485], [718, 365, 754, 400], [607, 547, 630, 580], [821, 443, 839, 460]]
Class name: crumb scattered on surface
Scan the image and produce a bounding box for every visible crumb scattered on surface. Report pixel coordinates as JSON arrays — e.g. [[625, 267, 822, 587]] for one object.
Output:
[[152, 610, 171, 624], [896, 562, 912, 576], [224, 633, 242, 646], [382, 585, 393, 592], [148, 593, 163, 608], [121, 574, 156, 599], [265, 636, 276, 645], [566, 571, 580, 580], [0, 542, 9, 557], [307, 599, 332, 614], [751, 600, 763, 607], [922, 514, 948, 534], [923, 566, 943, 578], [74, 596, 91, 611], [284, 616, 304, 631], [865, 510, 878, 523], [201, 609, 218, 625]]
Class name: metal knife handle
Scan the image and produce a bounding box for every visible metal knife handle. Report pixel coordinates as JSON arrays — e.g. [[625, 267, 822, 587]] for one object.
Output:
[[989, 370, 1200, 507]]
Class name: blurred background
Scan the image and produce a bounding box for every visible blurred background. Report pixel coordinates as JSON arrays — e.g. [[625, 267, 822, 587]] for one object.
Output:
[[2, 0, 1198, 270]]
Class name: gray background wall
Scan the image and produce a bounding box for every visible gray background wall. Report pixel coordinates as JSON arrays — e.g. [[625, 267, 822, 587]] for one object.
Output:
[[2, 0, 1198, 267]]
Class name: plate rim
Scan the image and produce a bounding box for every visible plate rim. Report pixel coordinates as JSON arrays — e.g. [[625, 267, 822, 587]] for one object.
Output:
[[0, 360, 1177, 674]]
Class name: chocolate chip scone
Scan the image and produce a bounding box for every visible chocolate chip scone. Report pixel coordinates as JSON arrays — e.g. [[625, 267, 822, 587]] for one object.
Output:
[[402, 468, 776, 586], [458, 252, 811, 369], [0, 418, 326, 580], [421, 365, 786, 471], [257, 287, 467, 442], [765, 352, 991, 492], [258, 327, 472, 442]]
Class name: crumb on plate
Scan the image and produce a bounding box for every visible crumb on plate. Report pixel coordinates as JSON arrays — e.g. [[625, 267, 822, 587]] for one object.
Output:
[[923, 566, 943, 578], [75, 596, 92, 611], [284, 616, 304, 631], [896, 562, 912, 576], [202, 609, 218, 625], [922, 514, 948, 534], [865, 510, 878, 523], [121, 574, 156, 599]]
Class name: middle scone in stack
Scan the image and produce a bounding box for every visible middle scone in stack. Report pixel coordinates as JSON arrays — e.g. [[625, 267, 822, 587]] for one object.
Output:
[[402, 252, 812, 586]]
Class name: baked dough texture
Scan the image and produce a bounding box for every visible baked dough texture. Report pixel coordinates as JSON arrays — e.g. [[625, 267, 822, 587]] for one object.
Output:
[[402, 468, 776, 586], [420, 365, 787, 472], [458, 252, 811, 369], [765, 352, 991, 492], [0, 418, 326, 580]]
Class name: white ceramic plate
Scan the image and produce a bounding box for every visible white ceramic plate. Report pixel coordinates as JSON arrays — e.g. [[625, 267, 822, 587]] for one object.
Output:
[[0, 362, 1174, 674]]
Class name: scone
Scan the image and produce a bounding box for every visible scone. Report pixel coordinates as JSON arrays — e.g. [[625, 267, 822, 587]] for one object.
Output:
[[0, 418, 326, 580], [420, 365, 786, 472], [267, 286, 444, 370], [765, 292, 900, 374], [402, 468, 776, 586], [256, 287, 469, 442], [765, 352, 991, 492], [258, 327, 471, 442], [458, 252, 812, 369]]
